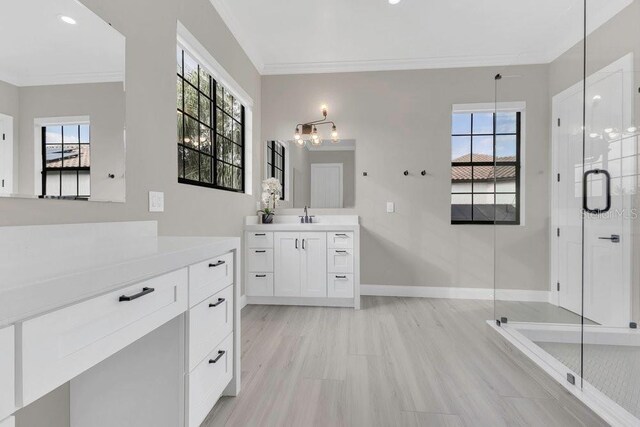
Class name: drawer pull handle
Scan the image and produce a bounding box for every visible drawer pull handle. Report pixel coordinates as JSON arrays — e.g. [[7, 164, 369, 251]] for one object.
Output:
[[335, 233, 348, 237], [209, 350, 225, 364], [336, 250, 348, 254], [255, 233, 266, 236], [295, 238, 299, 249], [302, 239, 306, 250], [255, 250, 266, 253], [209, 298, 226, 308], [336, 275, 348, 279], [119, 287, 155, 302], [256, 274, 267, 278], [209, 260, 226, 268]]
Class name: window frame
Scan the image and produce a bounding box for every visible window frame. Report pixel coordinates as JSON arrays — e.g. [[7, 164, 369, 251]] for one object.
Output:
[[266, 141, 286, 200], [177, 48, 245, 193], [41, 123, 91, 200], [450, 109, 522, 225]]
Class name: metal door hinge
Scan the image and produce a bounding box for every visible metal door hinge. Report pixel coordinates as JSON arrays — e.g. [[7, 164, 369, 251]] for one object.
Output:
[[557, 118, 561, 127], [2, 133, 5, 141], [557, 228, 560, 237], [557, 282, 560, 292], [557, 173, 560, 182]]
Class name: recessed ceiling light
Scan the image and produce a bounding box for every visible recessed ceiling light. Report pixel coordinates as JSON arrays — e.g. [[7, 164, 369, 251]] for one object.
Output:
[[59, 15, 77, 25], [388, 0, 401, 4]]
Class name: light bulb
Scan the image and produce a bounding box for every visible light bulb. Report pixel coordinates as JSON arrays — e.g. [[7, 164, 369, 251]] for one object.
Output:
[[294, 127, 300, 140], [295, 138, 305, 147], [311, 138, 322, 146], [331, 125, 338, 139]]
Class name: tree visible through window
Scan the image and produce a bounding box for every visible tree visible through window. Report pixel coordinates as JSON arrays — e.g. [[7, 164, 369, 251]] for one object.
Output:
[[177, 47, 245, 192], [266, 141, 285, 200], [451, 111, 521, 224], [42, 124, 90, 199]]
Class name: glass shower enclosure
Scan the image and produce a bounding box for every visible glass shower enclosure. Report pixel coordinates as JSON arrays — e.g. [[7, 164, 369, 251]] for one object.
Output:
[[493, 0, 640, 424]]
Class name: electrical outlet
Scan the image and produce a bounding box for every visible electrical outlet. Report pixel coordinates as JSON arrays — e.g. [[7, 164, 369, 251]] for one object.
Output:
[[386, 202, 395, 213], [149, 191, 164, 212]]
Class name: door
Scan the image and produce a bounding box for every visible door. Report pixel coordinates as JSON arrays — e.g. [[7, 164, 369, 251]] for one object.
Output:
[[582, 56, 633, 327], [553, 55, 633, 326], [0, 114, 13, 196], [310, 163, 343, 208], [556, 86, 584, 317], [300, 232, 327, 297], [274, 232, 301, 297]]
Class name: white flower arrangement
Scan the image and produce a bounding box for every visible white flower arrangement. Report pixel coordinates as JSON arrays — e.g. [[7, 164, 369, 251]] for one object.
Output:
[[260, 177, 282, 215]]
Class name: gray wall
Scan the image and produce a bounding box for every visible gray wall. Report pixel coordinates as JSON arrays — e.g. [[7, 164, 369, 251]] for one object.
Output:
[[14, 82, 125, 201], [0, 80, 20, 186], [263, 65, 551, 290], [307, 150, 355, 208], [0, 0, 261, 240]]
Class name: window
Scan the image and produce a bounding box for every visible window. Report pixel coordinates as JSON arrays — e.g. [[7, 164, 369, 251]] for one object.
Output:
[[177, 47, 245, 192], [451, 110, 521, 224], [41, 124, 90, 199], [266, 141, 285, 200]]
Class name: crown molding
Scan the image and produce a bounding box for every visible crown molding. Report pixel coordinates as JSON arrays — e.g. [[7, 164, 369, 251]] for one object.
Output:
[[208, 0, 265, 74], [261, 52, 551, 75], [1, 71, 124, 87]]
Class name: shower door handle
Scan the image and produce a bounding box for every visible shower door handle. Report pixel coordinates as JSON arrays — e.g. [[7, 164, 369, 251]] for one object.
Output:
[[598, 234, 620, 243], [583, 169, 611, 214]]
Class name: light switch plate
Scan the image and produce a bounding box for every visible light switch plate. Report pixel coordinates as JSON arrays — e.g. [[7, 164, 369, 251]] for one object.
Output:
[[149, 191, 164, 212], [386, 202, 395, 213]]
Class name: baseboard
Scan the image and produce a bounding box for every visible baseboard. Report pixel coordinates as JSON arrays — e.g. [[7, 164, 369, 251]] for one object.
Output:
[[245, 296, 354, 308], [240, 294, 248, 310], [361, 284, 550, 302]]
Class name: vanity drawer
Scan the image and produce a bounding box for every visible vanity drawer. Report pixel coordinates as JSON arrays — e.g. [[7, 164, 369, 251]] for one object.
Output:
[[189, 252, 234, 306], [21, 268, 188, 406], [247, 232, 273, 248], [247, 248, 273, 272], [0, 326, 14, 421], [188, 285, 234, 371], [328, 274, 354, 298], [246, 273, 274, 297], [328, 249, 354, 273], [0, 416, 14, 427], [327, 232, 354, 249], [187, 333, 233, 427]]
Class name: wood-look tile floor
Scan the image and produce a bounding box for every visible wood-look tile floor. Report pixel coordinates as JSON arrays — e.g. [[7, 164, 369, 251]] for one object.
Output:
[[203, 297, 607, 427]]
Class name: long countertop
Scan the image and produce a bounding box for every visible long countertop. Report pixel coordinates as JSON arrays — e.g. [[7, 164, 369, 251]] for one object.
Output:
[[0, 222, 239, 328], [244, 215, 360, 232]]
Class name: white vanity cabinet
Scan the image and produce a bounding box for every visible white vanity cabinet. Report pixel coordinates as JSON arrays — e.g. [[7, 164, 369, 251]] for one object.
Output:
[[0, 222, 241, 427], [0, 326, 15, 422], [273, 232, 327, 297], [245, 216, 360, 308]]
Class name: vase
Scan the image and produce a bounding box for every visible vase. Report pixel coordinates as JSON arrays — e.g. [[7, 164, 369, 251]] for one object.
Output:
[[262, 213, 274, 224]]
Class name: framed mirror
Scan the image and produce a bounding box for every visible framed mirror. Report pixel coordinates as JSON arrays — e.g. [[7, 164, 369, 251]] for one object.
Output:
[[0, 0, 126, 202], [264, 139, 355, 209]]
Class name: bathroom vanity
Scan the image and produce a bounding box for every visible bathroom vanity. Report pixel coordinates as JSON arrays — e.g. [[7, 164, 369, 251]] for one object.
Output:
[[244, 215, 360, 309], [0, 221, 240, 427]]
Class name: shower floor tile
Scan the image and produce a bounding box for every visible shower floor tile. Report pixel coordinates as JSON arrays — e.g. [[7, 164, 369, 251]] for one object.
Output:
[[537, 341, 640, 419]]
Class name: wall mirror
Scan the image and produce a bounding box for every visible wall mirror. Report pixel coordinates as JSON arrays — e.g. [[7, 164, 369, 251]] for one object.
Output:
[[0, 0, 126, 202], [264, 139, 355, 209]]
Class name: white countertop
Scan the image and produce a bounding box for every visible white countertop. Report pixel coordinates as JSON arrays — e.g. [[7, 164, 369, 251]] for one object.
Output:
[[244, 215, 360, 232], [0, 222, 239, 328]]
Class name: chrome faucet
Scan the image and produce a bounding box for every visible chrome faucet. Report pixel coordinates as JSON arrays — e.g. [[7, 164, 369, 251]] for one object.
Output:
[[300, 206, 314, 223]]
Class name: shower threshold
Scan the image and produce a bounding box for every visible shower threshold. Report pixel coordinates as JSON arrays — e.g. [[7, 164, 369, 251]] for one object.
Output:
[[489, 321, 640, 426]]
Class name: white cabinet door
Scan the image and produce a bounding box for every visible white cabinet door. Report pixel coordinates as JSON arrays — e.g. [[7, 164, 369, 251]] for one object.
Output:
[[274, 232, 301, 297], [301, 232, 327, 297]]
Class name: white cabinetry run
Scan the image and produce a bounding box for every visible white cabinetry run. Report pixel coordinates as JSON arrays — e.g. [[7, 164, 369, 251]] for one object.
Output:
[[245, 216, 360, 309]]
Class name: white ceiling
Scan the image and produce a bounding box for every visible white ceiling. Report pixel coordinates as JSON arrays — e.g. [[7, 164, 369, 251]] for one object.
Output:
[[0, 0, 125, 87], [209, 0, 632, 75]]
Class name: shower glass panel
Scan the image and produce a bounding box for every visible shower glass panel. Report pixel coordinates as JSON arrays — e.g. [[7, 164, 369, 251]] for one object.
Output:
[[581, 0, 640, 419]]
